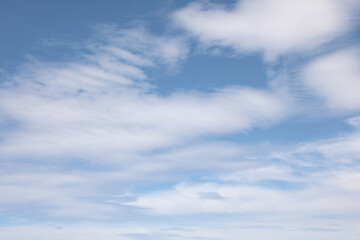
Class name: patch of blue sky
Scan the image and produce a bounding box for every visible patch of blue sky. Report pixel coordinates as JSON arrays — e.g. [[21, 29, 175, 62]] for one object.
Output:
[[0, 1, 152, 70], [255, 179, 307, 191], [0, 216, 33, 226], [209, 115, 356, 144], [130, 180, 180, 194], [153, 53, 267, 94]]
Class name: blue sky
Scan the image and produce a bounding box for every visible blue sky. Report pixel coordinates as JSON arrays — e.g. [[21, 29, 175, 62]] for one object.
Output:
[[1, 0, 360, 239]]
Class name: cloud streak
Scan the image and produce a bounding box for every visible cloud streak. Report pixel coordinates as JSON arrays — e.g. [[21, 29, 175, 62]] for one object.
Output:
[[0, 26, 290, 160]]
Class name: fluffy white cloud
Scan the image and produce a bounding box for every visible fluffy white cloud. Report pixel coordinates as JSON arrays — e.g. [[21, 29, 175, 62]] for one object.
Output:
[[174, 0, 358, 59], [302, 48, 360, 111]]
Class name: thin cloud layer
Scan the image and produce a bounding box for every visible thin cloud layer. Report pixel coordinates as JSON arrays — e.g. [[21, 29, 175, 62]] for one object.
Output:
[[125, 125, 360, 217], [2, 124, 360, 238]]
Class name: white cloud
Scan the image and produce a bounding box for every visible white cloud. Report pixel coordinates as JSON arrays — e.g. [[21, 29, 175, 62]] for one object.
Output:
[[124, 125, 360, 218], [126, 168, 360, 216], [0, 26, 290, 160], [302, 48, 360, 111], [0, 172, 125, 220], [1, 117, 360, 231], [173, 0, 358, 59]]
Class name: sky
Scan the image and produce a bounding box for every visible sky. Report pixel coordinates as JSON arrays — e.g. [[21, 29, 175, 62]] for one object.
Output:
[[0, 0, 360, 239]]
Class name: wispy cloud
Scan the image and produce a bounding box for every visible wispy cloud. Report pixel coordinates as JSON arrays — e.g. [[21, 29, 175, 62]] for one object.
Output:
[[0, 26, 290, 160]]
